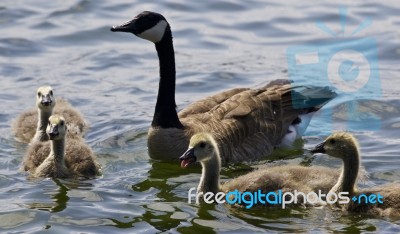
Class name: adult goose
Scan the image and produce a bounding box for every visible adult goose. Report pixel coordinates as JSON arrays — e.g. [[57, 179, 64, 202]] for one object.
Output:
[[111, 11, 336, 163], [180, 133, 343, 207], [312, 132, 400, 217], [13, 86, 88, 143], [23, 115, 101, 178]]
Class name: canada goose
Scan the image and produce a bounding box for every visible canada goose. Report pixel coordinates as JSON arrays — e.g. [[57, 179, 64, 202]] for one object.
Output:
[[13, 86, 56, 143], [13, 86, 88, 143], [180, 133, 343, 206], [111, 11, 336, 163], [312, 132, 400, 217], [23, 115, 100, 178]]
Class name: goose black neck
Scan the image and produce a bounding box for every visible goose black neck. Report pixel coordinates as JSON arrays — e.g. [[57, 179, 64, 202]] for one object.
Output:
[[152, 26, 183, 129]]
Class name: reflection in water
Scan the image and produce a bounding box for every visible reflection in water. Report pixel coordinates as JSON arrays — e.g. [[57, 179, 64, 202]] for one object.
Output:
[[26, 179, 69, 213], [50, 179, 69, 212]]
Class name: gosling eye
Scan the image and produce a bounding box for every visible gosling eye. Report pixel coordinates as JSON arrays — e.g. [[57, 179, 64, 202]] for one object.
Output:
[[60, 121, 64, 126], [37, 92, 41, 98], [49, 90, 53, 96], [199, 142, 206, 148], [329, 139, 336, 144]]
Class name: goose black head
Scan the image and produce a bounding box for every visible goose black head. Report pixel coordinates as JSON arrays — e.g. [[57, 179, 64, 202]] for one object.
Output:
[[111, 11, 169, 43], [36, 86, 56, 111]]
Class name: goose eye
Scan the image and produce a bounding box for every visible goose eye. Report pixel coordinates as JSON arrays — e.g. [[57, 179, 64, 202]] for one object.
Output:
[[199, 142, 206, 148], [60, 121, 64, 126]]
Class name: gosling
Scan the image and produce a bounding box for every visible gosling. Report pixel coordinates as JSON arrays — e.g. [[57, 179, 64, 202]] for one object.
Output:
[[23, 115, 101, 178], [312, 132, 400, 217], [180, 133, 343, 206], [13, 86, 88, 143], [14, 86, 56, 143]]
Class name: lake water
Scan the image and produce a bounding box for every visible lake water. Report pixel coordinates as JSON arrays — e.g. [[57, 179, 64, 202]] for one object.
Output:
[[1, 0, 400, 233]]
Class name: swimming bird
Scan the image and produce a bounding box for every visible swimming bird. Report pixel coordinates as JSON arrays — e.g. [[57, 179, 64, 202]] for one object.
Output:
[[111, 11, 336, 163], [13, 86, 56, 143], [23, 115, 100, 178], [180, 133, 343, 206], [13, 86, 88, 143], [311, 132, 400, 217]]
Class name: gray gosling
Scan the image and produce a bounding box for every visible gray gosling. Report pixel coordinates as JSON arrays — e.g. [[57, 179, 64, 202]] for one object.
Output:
[[180, 133, 343, 206], [23, 115, 101, 178], [312, 132, 400, 217], [13, 86, 88, 143], [14, 86, 56, 143]]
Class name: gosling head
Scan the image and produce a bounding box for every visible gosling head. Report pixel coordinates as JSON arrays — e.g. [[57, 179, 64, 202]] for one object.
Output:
[[46, 115, 67, 141], [311, 132, 360, 160], [111, 11, 169, 43], [180, 133, 218, 168], [36, 86, 56, 111]]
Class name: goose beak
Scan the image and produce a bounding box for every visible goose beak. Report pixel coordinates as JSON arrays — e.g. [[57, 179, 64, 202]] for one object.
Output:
[[47, 125, 59, 140], [41, 95, 52, 106], [110, 19, 136, 33], [311, 142, 326, 154], [179, 148, 196, 168]]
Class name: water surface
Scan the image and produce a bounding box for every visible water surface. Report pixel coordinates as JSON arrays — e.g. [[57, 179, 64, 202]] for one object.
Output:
[[1, 0, 399, 233]]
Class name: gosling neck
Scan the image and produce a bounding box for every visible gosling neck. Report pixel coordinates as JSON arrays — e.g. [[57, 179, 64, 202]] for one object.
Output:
[[330, 147, 360, 196], [51, 138, 66, 171], [152, 25, 184, 129], [198, 150, 221, 195], [33, 108, 53, 142]]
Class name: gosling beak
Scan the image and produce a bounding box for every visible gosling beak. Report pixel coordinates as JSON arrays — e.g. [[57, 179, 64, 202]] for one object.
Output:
[[41, 95, 52, 106], [179, 148, 196, 168], [110, 19, 137, 33], [47, 125, 59, 140], [311, 142, 326, 154]]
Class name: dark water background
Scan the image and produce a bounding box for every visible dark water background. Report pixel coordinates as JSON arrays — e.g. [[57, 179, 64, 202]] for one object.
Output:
[[1, 0, 399, 233]]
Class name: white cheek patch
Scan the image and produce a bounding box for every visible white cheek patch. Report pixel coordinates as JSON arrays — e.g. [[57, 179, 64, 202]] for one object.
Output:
[[137, 20, 168, 43]]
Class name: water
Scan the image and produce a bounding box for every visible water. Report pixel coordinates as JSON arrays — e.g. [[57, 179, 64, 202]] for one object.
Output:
[[1, 0, 400, 232]]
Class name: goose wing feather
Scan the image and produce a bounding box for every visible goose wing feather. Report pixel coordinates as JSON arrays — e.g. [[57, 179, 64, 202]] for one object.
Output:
[[181, 84, 318, 163]]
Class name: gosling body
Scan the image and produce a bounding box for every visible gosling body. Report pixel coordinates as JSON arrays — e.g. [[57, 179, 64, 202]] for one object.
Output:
[[312, 132, 400, 217], [180, 133, 342, 206], [23, 115, 100, 178], [13, 87, 88, 143]]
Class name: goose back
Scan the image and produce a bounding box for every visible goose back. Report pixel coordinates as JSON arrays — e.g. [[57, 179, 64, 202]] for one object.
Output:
[[149, 83, 335, 164]]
